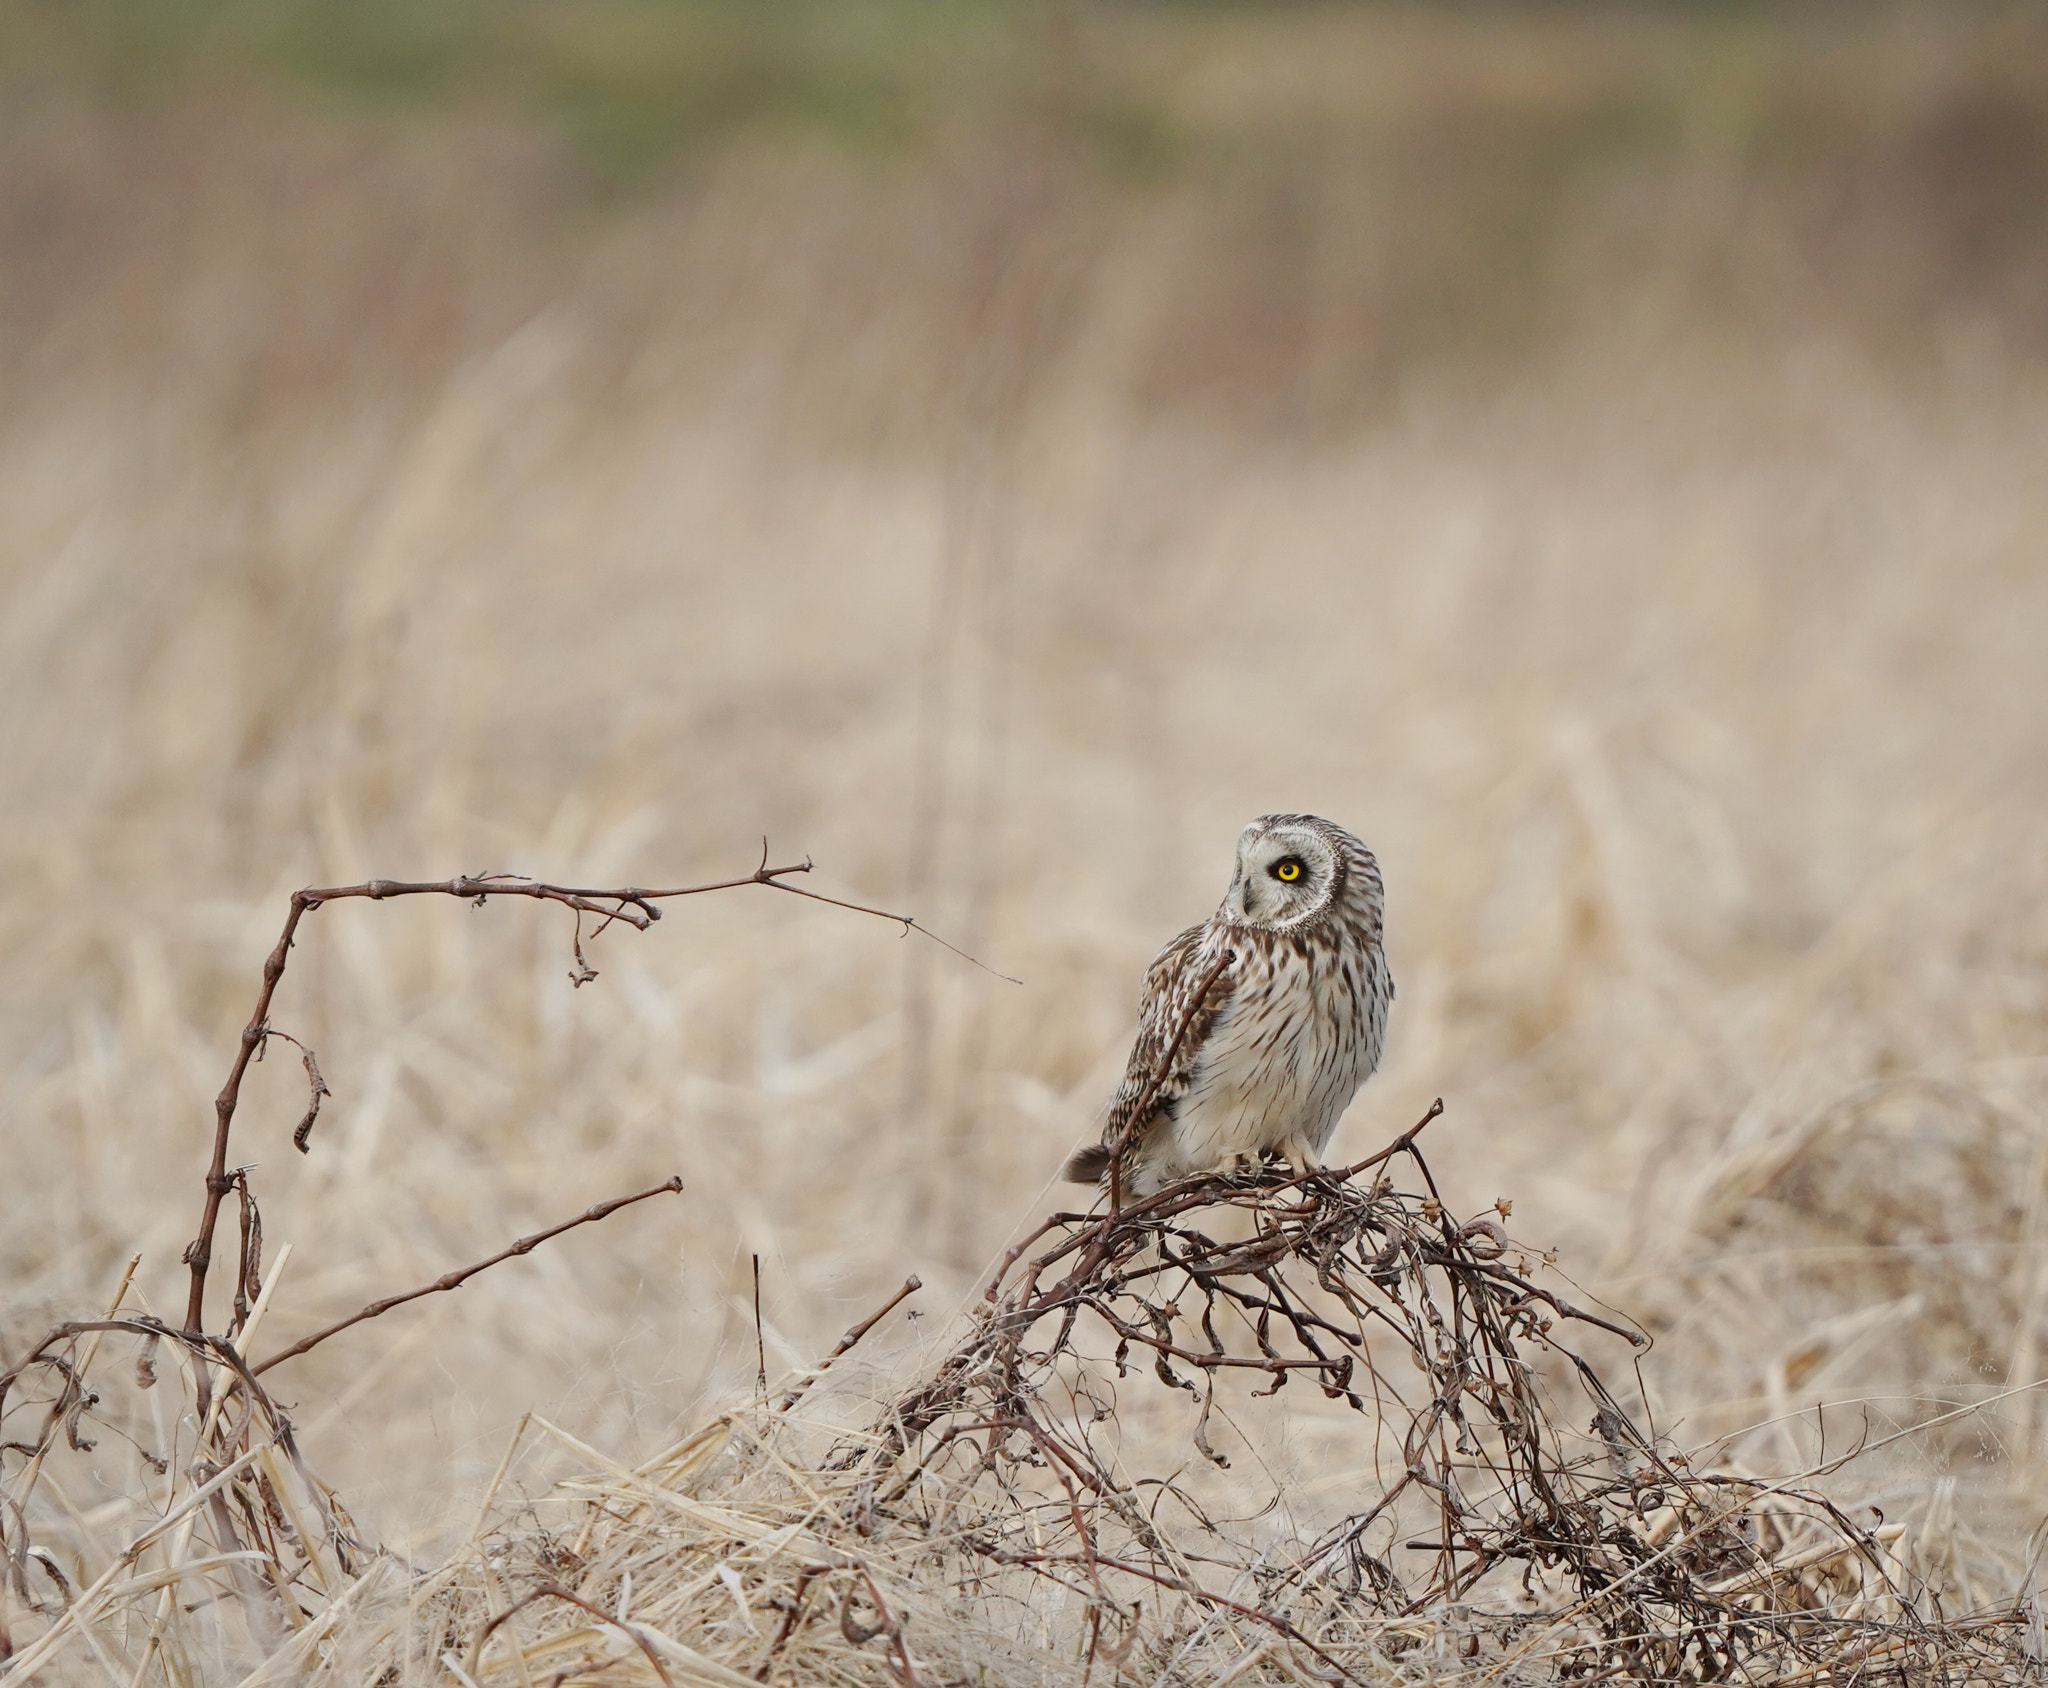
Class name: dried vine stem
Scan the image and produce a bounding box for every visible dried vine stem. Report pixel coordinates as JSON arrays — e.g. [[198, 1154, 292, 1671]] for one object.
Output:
[[184, 851, 988, 1338], [0, 1170, 697, 1678], [251, 1177, 684, 1376], [778, 1274, 925, 1412], [469, 1581, 680, 1688], [0, 1316, 362, 1638]]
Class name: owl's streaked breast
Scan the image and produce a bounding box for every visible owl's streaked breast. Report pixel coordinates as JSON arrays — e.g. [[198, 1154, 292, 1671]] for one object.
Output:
[[1138, 924, 1390, 1188]]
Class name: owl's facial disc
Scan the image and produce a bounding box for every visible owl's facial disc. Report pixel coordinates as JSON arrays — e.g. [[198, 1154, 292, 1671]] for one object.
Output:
[[1224, 824, 1337, 929]]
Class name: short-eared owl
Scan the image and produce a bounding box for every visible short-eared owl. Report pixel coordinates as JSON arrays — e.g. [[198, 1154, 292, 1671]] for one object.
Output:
[[1064, 814, 1392, 1199]]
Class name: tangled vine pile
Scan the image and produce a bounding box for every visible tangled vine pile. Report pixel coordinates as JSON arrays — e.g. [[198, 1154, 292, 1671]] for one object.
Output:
[[4, 1118, 2038, 1683], [632, 1130, 2021, 1686]]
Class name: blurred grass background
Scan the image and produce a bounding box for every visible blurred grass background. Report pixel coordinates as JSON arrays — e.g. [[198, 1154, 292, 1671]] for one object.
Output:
[[4, 0, 2048, 1578]]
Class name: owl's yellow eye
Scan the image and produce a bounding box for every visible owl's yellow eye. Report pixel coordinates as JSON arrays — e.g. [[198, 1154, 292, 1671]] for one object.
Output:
[[1273, 857, 1303, 883]]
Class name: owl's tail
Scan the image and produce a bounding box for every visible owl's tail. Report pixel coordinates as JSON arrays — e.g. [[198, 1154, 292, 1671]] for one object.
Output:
[[1061, 1143, 1112, 1184]]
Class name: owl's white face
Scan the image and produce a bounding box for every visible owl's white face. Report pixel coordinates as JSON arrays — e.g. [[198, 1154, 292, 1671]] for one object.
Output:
[[1220, 820, 1342, 930]]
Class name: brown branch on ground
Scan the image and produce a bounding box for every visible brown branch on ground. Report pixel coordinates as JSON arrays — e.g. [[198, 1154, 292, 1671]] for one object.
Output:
[[12, 845, 1019, 1679], [840, 1565, 926, 1688], [0, 1314, 365, 1623]]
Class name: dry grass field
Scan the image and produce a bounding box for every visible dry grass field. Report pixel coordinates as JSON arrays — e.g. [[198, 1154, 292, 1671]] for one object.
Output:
[[6, 3, 2048, 1680]]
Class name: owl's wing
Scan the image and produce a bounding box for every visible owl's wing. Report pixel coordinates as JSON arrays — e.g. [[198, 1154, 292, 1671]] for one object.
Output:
[[1063, 922, 1232, 1182]]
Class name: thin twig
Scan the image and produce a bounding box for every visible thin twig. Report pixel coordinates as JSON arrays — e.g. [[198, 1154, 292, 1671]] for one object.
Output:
[[779, 1276, 924, 1412], [185, 890, 317, 1334], [753, 1255, 768, 1398], [251, 1178, 683, 1376], [751, 877, 1022, 985], [755, 1565, 825, 1678], [475, 1581, 678, 1688], [1002, 1551, 1364, 1687]]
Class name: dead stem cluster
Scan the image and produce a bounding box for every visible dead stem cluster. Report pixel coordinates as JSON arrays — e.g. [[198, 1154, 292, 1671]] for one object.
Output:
[[778, 1130, 2028, 1687], [0, 859, 946, 1680], [10, 1081, 2038, 1683]]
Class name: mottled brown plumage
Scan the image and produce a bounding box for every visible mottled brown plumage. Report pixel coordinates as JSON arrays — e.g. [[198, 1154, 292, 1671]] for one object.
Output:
[[1063, 814, 1393, 1198]]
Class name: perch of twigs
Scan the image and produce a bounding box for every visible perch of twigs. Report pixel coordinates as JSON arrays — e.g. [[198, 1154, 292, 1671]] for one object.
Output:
[[749, 1114, 2015, 1687], [341, 1116, 2036, 1686]]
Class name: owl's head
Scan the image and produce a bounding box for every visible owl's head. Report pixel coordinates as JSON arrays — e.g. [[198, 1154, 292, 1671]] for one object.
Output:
[[1219, 813, 1380, 932]]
